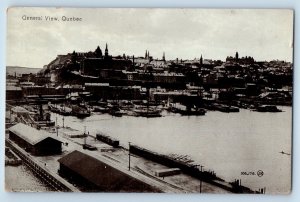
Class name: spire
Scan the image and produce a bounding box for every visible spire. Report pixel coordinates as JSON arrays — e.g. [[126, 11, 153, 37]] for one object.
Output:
[[235, 51, 239, 61], [145, 50, 147, 58], [132, 55, 135, 66], [162, 52, 165, 61], [200, 54, 203, 65], [105, 43, 108, 57]]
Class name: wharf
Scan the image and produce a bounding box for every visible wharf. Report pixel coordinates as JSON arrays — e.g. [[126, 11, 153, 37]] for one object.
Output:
[[60, 129, 231, 193], [6, 124, 232, 193]]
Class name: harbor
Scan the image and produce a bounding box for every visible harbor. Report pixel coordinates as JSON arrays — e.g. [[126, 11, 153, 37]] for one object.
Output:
[[5, 101, 291, 193], [51, 106, 292, 193]]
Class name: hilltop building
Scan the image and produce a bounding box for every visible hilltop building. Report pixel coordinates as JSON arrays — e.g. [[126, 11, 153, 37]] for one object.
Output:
[[226, 52, 255, 64]]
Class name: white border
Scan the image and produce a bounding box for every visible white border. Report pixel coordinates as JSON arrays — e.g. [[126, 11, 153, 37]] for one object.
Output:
[[0, 1, 298, 202]]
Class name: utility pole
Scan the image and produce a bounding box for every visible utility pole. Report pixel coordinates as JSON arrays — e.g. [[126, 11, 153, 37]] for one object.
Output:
[[194, 164, 204, 193], [56, 116, 58, 136], [199, 165, 204, 193], [84, 126, 87, 145], [128, 142, 131, 171]]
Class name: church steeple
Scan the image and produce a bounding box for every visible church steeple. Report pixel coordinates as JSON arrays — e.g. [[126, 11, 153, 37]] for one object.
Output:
[[200, 54, 203, 65], [235, 51, 239, 61], [162, 52, 165, 61], [105, 43, 109, 57]]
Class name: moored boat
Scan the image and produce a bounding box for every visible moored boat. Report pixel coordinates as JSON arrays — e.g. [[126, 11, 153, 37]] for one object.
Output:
[[133, 105, 162, 118], [255, 105, 282, 112]]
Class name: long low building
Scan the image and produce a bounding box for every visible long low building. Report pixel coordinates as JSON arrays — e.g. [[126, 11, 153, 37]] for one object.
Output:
[[8, 123, 62, 156], [58, 150, 160, 192]]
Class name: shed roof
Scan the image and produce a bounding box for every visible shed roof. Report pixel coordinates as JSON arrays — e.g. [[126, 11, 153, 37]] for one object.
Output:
[[58, 150, 121, 189], [58, 150, 157, 192], [8, 123, 61, 145]]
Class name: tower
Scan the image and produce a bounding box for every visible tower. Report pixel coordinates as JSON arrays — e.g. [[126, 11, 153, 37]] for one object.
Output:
[[132, 55, 135, 66], [71, 50, 77, 64], [105, 43, 109, 57], [95, 46, 102, 58], [162, 52, 165, 61], [235, 51, 239, 61], [200, 54, 203, 66], [145, 50, 148, 58]]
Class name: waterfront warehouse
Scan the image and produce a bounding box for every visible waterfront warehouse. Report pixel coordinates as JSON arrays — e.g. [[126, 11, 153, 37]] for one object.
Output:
[[57, 150, 160, 192], [8, 123, 62, 156]]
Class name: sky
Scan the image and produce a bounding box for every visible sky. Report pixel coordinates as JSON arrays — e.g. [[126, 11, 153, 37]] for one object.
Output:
[[6, 7, 294, 68]]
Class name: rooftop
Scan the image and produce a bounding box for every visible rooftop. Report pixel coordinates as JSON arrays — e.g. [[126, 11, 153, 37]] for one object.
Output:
[[8, 123, 61, 145], [58, 150, 159, 192]]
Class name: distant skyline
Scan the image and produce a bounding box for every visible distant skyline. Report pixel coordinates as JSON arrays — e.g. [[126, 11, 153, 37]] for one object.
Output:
[[7, 8, 294, 68]]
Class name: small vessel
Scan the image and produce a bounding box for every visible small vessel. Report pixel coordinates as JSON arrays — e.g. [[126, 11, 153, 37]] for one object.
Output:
[[93, 106, 110, 113], [211, 103, 239, 113], [171, 103, 206, 116], [256, 105, 282, 112], [133, 105, 162, 118], [71, 105, 90, 118], [48, 103, 72, 116], [109, 106, 123, 117]]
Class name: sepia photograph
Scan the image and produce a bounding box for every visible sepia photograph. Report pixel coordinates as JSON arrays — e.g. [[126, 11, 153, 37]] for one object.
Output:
[[5, 7, 293, 194]]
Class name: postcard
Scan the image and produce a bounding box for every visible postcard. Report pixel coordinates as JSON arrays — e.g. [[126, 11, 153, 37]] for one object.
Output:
[[5, 7, 293, 194]]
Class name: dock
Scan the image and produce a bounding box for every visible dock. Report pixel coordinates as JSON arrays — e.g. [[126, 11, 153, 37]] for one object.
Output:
[[5, 123, 262, 193]]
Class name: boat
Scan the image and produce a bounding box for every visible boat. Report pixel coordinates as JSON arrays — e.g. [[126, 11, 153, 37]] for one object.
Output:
[[109, 110, 123, 117], [180, 108, 206, 116], [93, 106, 110, 113], [256, 105, 282, 112], [71, 105, 91, 118], [109, 106, 123, 117], [211, 103, 239, 113], [120, 100, 134, 110], [133, 105, 162, 118], [171, 103, 206, 116], [48, 103, 72, 116]]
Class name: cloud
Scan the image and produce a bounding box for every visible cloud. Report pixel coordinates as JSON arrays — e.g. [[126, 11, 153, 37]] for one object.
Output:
[[6, 8, 293, 68]]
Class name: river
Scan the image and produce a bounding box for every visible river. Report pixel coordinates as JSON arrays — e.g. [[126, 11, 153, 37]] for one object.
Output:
[[51, 106, 292, 194]]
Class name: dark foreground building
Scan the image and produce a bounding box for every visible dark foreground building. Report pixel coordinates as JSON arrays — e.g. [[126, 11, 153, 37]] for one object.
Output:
[[57, 150, 160, 192], [8, 123, 62, 156]]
